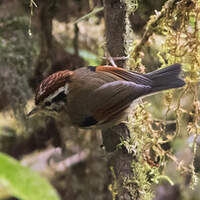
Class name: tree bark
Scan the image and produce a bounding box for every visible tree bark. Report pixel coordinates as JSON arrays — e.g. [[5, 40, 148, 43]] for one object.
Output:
[[30, 0, 56, 89], [104, 0, 126, 67], [103, 1, 139, 199]]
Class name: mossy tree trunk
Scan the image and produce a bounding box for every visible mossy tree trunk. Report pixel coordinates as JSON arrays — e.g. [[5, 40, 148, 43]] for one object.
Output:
[[103, 1, 139, 199]]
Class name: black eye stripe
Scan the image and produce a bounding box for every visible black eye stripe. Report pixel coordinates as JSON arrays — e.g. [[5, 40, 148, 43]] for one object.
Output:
[[45, 101, 51, 106], [52, 91, 66, 103], [44, 91, 67, 106]]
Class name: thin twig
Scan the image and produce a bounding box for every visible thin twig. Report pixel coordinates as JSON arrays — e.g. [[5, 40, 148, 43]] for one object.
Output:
[[74, 7, 104, 24], [31, 0, 38, 7], [28, 0, 38, 36], [73, 24, 79, 55], [108, 56, 118, 67], [52, 150, 90, 172], [21, 148, 90, 173], [133, 0, 181, 60], [101, 56, 129, 61], [104, 51, 118, 67]]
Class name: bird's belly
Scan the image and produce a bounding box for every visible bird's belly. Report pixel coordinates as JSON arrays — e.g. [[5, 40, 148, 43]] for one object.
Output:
[[65, 98, 134, 129]]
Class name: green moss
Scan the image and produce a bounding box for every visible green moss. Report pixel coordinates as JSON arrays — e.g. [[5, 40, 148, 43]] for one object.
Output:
[[157, 2, 200, 190], [117, 1, 200, 199], [123, 0, 138, 67], [125, 104, 161, 200]]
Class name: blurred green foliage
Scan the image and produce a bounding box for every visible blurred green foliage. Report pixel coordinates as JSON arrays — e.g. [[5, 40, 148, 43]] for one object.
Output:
[[65, 47, 101, 66], [0, 152, 60, 200]]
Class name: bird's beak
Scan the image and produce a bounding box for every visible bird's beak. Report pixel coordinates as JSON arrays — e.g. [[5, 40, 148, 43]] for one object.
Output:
[[27, 107, 41, 118]]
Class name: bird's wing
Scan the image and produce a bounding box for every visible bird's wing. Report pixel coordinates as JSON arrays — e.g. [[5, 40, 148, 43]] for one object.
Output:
[[83, 80, 151, 126], [94, 66, 153, 86]]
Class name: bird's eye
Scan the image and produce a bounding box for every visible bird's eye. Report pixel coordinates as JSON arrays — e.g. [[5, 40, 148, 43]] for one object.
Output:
[[52, 91, 66, 103], [44, 101, 51, 106]]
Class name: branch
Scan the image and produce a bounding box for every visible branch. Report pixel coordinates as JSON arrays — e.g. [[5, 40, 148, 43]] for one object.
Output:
[[133, 0, 182, 60], [74, 7, 104, 24], [103, 0, 138, 199]]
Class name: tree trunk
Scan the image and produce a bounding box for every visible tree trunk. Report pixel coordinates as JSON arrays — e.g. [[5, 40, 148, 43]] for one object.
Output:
[[103, 1, 139, 199]]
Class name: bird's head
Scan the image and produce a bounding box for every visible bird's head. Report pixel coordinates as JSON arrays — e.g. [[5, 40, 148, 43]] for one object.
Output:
[[27, 70, 73, 118]]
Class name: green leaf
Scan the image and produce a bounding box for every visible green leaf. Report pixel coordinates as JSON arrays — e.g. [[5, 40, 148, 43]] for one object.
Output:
[[0, 153, 60, 200]]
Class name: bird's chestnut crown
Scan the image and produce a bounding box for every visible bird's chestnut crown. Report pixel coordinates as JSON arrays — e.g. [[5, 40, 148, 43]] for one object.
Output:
[[35, 70, 73, 105]]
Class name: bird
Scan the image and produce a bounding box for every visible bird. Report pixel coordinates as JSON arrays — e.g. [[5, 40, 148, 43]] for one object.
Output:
[[28, 64, 185, 129]]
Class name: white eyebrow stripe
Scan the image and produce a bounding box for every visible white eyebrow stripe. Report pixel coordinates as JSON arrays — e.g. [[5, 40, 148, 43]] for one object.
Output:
[[45, 84, 69, 102]]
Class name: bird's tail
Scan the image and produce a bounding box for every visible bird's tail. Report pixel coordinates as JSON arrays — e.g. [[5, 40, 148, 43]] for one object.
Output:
[[145, 63, 185, 93]]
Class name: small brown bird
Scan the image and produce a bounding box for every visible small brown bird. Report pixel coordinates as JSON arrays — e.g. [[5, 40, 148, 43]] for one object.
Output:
[[28, 64, 185, 129]]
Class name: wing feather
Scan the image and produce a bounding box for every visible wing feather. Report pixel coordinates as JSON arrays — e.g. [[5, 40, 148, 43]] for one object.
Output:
[[90, 81, 151, 124], [96, 66, 153, 85]]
